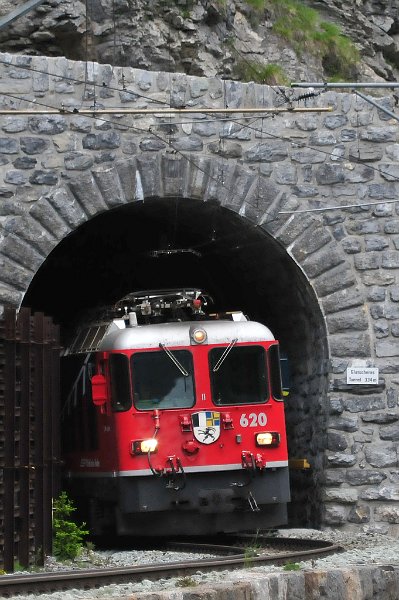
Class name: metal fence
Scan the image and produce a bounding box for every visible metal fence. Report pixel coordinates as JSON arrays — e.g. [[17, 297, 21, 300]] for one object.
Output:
[[0, 308, 61, 572]]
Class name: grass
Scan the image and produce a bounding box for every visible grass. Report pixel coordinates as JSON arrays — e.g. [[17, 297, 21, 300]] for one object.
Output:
[[176, 577, 198, 587], [268, 0, 359, 80], [233, 59, 289, 84], [235, 0, 359, 81], [283, 562, 301, 571]]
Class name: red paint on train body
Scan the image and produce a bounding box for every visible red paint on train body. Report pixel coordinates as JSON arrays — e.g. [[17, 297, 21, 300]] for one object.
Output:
[[62, 290, 290, 536]]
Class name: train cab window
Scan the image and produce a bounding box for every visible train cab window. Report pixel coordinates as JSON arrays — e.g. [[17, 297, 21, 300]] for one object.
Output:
[[209, 345, 268, 405], [268, 344, 283, 401], [131, 350, 195, 410], [109, 353, 132, 412]]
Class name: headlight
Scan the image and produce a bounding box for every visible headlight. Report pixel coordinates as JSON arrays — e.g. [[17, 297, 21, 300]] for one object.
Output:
[[256, 432, 280, 447], [191, 328, 207, 344], [131, 438, 158, 455]]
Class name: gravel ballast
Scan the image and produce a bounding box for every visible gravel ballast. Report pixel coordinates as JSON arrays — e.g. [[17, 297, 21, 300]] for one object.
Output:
[[6, 529, 399, 600]]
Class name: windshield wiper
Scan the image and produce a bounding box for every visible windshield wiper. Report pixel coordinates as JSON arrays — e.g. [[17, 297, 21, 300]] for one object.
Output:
[[159, 343, 189, 376], [212, 338, 238, 372]]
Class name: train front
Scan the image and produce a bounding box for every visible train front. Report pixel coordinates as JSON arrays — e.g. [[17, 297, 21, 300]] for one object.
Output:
[[62, 291, 290, 536]]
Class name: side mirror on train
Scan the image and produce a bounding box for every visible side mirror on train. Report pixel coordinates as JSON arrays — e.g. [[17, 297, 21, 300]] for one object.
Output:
[[91, 374, 109, 406]]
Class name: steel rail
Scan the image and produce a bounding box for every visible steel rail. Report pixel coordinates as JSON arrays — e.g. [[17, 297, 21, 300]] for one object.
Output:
[[0, 538, 343, 597]]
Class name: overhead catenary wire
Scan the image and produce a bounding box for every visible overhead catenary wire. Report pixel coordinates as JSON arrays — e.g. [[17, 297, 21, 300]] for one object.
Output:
[[0, 87, 397, 219], [0, 87, 398, 219]]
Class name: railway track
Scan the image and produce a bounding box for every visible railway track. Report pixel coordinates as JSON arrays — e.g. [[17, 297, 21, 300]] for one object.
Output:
[[0, 536, 343, 597]]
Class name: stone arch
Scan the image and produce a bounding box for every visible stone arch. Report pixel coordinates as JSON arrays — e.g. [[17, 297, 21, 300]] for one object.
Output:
[[0, 151, 374, 527], [0, 152, 370, 348]]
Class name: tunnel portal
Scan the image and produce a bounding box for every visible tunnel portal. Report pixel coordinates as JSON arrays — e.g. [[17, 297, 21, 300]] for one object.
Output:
[[23, 197, 329, 525]]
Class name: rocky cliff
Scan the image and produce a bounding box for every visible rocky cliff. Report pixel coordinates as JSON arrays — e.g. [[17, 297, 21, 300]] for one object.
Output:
[[0, 0, 398, 84]]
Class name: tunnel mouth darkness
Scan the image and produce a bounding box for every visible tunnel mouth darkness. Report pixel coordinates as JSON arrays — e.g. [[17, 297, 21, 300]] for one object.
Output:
[[23, 197, 329, 527]]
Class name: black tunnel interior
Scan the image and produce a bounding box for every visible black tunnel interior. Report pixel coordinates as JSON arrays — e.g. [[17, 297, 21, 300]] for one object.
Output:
[[23, 197, 329, 526]]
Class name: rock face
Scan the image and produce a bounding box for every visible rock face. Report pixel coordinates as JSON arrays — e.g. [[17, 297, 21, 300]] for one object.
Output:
[[0, 0, 399, 82]]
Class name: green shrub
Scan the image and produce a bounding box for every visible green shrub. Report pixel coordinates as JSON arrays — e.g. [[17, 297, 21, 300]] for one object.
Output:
[[53, 492, 89, 561]]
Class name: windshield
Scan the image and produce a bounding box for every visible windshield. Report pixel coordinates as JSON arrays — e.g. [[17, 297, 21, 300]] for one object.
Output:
[[131, 350, 195, 410], [209, 345, 268, 405]]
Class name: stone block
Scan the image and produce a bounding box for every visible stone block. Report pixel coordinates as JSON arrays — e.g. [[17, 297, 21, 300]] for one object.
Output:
[[362, 412, 399, 424], [343, 395, 385, 413], [342, 237, 362, 254], [354, 253, 381, 270], [0, 233, 43, 272], [323, 503, 348, 524], [322, 287, 364, 314], [220, 122, 251, 141], [380, 424, 399, 441], [365, 236, 389, 252], [324, 114, 348, 129], [309, 131, 337, 145], [161, 154, 189, 198], [344, 165, 374, 183], [329, 415, 359, 432], [364, 444, 397, 468], [244, 142, 288, 162], [172, 135, 203, 151], [348, 504, 370, 523], [82, 131, 121, 150], [302, 246, 345, 278], [327, 308, 368, 334], [5, 170, 28, 185], [208, 141, 242, 158], [374, 506, 399, 523], [385, 220, 399, 234], [360, 485, 399, 500], [135, 154, 163, 199], [349, 144, 383, 161], [329, 333, 370, 358], [291, 148, 325, 163], [382, 252, 399, 269], [314, 266, 356, 297], [329, 398, 344, 415], [28, 115, 67, 135], [0, 252, 33, 290], [368, 182, 397, 199], [46, 187, 87, 229], [323, 487, 358, 503], [326, 453, 357, 467], [360, 126, 397, 142], [327, 432, 348, 452], [20, 136, 49, 155], [376, 340, 399, 357], [347, 469, 386, 486], [68, 173, 108, 216], [315, 164, 345, 184], [64, 152, 94, 170], [29, 198, 71, 240], [367, 286, 386, 301], [362, 271, 396, 286], [92, 166, 127, 207], [323, 469, 346, 486]]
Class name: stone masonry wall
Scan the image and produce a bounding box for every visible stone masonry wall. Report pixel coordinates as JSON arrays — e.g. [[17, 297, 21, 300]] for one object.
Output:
[[0, 52, 399, 533]]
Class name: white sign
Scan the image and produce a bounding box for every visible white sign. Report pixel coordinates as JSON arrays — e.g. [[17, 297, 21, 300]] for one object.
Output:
[[346, 366, 379, 385]]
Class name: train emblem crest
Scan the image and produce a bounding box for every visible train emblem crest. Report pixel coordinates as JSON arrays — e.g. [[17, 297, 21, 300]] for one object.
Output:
[[192, 411, 221, 444]]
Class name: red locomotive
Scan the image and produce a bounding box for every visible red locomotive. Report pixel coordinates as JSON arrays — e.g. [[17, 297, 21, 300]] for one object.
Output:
[[61, 289, 290, 536]]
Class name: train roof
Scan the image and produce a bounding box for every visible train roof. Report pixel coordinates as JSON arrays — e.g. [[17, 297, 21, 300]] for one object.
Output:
[[63, 318, 275, 356], [99, 319, 275, 351], [61, 289, 276, 356]]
